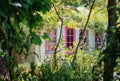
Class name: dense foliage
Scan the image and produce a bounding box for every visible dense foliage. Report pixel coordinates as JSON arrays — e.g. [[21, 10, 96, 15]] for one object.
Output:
[[1, 49, 120, 81], [43, 0, 107, 32], [0, 0, 51, 52], [0, 0, 52, 80], [0, 50, 101, 81]]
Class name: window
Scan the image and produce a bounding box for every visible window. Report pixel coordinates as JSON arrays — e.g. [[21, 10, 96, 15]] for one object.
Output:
[[79, 29, 88, 48], [95, 33, 103, 49], [64, 27, 76, 47], [45, 29, 56, 54]]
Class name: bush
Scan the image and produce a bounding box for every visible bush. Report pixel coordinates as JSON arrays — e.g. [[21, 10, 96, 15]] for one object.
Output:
[[1, 49, 119, 81]]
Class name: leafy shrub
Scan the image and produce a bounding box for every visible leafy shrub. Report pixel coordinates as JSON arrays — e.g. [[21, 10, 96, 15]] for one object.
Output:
[[1, 49, 119, 81]]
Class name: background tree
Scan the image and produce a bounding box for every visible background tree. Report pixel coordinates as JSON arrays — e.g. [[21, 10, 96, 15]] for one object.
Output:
[[101, 0, 120, 80]]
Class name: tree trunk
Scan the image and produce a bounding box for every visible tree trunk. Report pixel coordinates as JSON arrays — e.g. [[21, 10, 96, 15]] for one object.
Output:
[[103, 0, 118, 81]]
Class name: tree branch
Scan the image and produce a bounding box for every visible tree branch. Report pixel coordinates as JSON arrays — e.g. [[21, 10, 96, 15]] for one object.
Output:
[[71, 0, 96, 66], [52, 3, 63, 67]]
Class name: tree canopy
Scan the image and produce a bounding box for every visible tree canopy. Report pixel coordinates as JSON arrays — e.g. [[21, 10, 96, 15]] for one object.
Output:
[[43, 0, 107, 33], [0, 0, 52, 53]]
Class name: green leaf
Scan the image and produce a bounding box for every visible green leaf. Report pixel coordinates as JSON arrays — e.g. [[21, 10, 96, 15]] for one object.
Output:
[[31, 1, 42, 11], [15, 45, 20, 53], [0, 8, 6, 18], [24, 40, 31, 51], [41, 2, 51, 14], [0, 52, 4, 57], [4, 20, 10, 29], [29, 14, 43, 29], [42, 33, 50, 40], [22, 2, 29, 10], [8, 0, 13, 5], [31, 32, 42, 45]]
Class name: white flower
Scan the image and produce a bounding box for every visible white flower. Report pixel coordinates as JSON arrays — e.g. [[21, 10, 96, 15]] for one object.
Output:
[[11, 2, 22, 7]]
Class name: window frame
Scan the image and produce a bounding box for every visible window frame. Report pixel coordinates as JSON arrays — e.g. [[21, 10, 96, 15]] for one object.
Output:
[[95, 33, 103, 49], [79, 29, 88, 48], [64, 27, 76, 48], [45, 29, 56, 54]]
